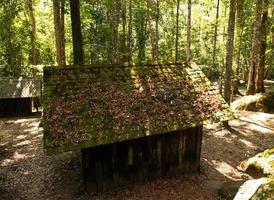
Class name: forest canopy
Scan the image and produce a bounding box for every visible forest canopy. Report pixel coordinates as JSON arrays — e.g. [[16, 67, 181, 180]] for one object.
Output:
[[0, 0, 273, 88]]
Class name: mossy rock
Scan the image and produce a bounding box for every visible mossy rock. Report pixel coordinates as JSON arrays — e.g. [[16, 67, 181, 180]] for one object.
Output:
[[231, 92, 274, 113], [240, 148, 274, 178], [234, 178, 274, 200]]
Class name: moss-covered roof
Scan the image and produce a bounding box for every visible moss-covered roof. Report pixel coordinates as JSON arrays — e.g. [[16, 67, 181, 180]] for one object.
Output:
[[43, 63, 234, 154]]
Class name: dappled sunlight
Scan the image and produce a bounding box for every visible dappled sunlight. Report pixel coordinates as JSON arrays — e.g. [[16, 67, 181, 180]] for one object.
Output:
[[0, 116, 42, 168], [13, 140, 31, 147], [211, 160, 246, 181], [236, 111, 274, 127], [238, 139, 257, 149], [202, 110, 274, 188]]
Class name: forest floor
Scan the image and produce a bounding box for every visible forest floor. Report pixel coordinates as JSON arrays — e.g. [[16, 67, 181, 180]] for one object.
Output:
[[0, 110, 273, 200]]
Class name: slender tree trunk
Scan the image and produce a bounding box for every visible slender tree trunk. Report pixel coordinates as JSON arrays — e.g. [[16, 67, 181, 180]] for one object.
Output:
[[112, 0, 119, 64], [256, 0, 269, 93], [224, 0, 236, 105], [147, 0, 157, 62], [267, 7, 274, 79], [234, 0, 244, 95], [53, 0, 62, 65], [27, 0, 37, 65], [212, 0, 220, 68], [175, 0, 180, 62], [186, 0, 191, 61], [219, 3, 228, 95], [236, 26, 244, 76], [121, 0, 127, 62], [155, 0, 160, 61], [70, 0, 84, 65], [246, 0, 263, 95], [127, 0, 132, 62], [60, 0, 66, 65]]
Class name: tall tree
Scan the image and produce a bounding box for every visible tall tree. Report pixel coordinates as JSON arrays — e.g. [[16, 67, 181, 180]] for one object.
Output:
[[246, 0, 263, 95], [255, 0, 269, 93], [147, 0, 157, 62], [135, 2, 147, 62], [111, 0, 119, 63], [27, 0, 37, 65], [186, 0, 191, 61], [233, 0, 244, 95], [224, 0, 236, 104], [155, 0, 160, 61], [175, 0, 180, 61], [127, 0, 132, 62], [53, 0, 66, 66], [121, 0, 127, 62], [212, 0, 220, 68], [268, 7, 274, 79], [70, 0, 84, 65]]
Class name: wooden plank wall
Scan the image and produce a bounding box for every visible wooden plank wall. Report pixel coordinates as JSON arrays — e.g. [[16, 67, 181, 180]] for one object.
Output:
[[82, 126, 203, 192]]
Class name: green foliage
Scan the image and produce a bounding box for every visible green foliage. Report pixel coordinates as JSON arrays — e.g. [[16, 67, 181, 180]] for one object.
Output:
[[0, 0, 272, 79]]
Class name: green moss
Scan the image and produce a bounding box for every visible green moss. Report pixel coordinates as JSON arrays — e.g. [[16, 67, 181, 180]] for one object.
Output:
[[232, 92, 274, 113], [251, 179, 274, 200], [240, 148, 274, 178], [43, 63, 234, 154]]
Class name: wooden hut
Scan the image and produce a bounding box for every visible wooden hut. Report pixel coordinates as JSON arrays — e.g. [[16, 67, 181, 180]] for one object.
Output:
[[43, 63, 234, 192], [0, 78, 41, 117]]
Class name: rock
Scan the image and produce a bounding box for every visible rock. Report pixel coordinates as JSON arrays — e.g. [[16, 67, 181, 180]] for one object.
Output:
[[234, 178, 274, 200], [231, 92, 274, 113], [240, 148, 274, 178], [218, 181, 245, 200]]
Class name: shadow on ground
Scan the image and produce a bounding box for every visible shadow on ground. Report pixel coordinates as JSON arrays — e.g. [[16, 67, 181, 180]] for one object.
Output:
[[0, 111, 273, 200]]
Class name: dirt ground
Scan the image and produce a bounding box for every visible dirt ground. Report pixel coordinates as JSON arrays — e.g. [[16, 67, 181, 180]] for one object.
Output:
[[0, 110, 273, 200]]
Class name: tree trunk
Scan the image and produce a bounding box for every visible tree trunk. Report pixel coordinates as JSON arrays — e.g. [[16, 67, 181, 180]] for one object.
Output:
[[27, 0, 37, 65], [255, 0, 269, 93], [219, 3, 228, 95], [246, 0, 263, 95], [60, 0, 66, 65], [121, 0, 127, 62], [70, 0, 84, 65], [267, 7, 274, 79], [224, 0, 236, 105], [234, 0, 244, 95], [112, 0, 119, 64], [53, 0, 64, 65], [175, 0, 180, 62], [147, 0, 157, 63], [186, 0, 191, 62], [127, 0, 132, 62], [53, 0, 66, 65], [212, 0, 220, 68], [155, 0, 160, 61]]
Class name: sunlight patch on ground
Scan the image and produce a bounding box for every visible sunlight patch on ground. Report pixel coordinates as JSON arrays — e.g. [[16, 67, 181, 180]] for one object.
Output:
[[211, 160, 245, 181], [0, 151, 35, 167], [13, 140, 31, 147], [16, 134, 28, 140], [205, 127, 237, 144], [237, 111, 274, 126], [238, 139, 256, 149]]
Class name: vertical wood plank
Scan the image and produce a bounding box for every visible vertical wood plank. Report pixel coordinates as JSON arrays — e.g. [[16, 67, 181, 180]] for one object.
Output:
[[82, 126, 203, 193]]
